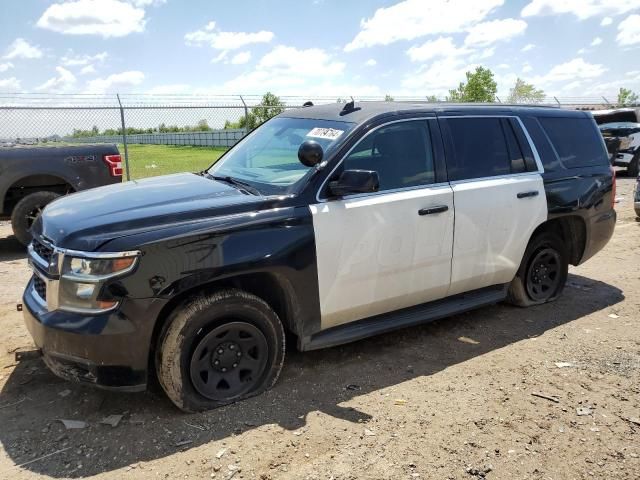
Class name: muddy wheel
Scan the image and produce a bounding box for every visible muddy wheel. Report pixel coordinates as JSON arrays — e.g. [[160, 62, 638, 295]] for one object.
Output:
[[507, 232, 568, 307], [11, 191, 60, 246], [156, 289, 285, 412]]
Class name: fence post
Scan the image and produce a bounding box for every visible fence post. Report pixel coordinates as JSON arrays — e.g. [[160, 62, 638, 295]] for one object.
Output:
[[116, 93, 131, 181], [239, 95, 249, 135], [602, 96, 611, 105], [553, 96, 561, 107]]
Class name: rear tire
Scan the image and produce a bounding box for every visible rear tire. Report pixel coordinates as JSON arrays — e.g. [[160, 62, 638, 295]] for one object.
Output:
[[11, 191, 60, 246], [156, 289, 285, 412], [507, 232, 568, 307]]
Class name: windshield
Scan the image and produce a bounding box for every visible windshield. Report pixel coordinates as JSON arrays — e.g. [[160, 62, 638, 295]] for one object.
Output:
[[208, 117, 355, 194]]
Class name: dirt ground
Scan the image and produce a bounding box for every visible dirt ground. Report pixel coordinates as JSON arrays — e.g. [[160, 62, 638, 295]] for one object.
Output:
[[0, 176, 638, 480]]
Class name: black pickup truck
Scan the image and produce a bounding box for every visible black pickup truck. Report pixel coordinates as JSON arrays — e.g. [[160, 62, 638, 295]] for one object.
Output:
[[22, 102, 615, 412], [0, 144, 122, 245]]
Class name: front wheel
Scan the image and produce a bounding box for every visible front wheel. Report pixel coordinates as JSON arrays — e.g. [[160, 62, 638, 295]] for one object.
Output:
[[156, 289, 285, 412], [507, 232, 568, 307]]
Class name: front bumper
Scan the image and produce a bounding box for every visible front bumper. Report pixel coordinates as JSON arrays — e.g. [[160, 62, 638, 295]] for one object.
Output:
[[22, 278, 165, 391]]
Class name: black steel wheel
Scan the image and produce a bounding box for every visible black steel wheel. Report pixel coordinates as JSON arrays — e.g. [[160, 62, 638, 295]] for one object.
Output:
[[189, 321, 269, 401], [507, 232, 568, 307], [525, 248, 562, 302], [157, 289, 285, 412]]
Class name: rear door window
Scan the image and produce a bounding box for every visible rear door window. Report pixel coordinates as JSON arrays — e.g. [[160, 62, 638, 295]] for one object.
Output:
[[537, 117, 609, 169], [441, 117, 519, 181]]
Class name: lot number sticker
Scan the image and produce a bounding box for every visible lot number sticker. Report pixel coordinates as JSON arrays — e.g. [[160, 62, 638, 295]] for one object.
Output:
[[306, 127, 344, 140]]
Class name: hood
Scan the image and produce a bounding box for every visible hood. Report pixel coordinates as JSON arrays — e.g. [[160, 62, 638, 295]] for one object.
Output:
[[36, 173, 268, 250]]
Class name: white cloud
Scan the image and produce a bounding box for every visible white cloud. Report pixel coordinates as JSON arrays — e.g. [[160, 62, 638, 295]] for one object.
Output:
[[0, 77, 21, 91], [230, 51, 251, 65], [80, 65, 96, 75], [211, 51, 228, 64], [130, 0, 166, 5], [522, 63, 533, 73], [497, 63, 510, 69], [521, 43, 535, 52], [402, 57, 478, 95], [0, 62, 13, 73], [521, 0, 638, 20], [61, 51, 108, 67], [85, 70, 145, 93], [601, 16, 613, 26], [473, 47, 495, 59], [364, 59, 377, 67], [37, 0, 146, 38], [617, 14, 640, 46], [406, 37, 472, 62], [146, 83, 192, 94], [185, 21, 274, 50], [36, 66, 77, 92], [591, 37, 603, 46], [464, 19, 527, 46], [344, 0, 503, 51], [3, 38, 43, 60], [577, 48, 587, 54], [533, 57, 607, 86]]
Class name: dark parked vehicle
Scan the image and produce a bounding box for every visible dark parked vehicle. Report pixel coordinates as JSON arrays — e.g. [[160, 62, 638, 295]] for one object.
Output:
[[0, 144, 122, 245], [592, 108, 640, 177], [21, 103, 615, 411]]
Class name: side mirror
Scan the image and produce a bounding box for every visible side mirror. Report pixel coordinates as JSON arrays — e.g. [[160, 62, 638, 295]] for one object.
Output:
[[298, 140, 324, 167], [329, 170, 379, 197]]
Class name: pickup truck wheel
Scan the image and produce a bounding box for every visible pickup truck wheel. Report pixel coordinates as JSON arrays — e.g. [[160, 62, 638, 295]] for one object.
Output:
[[156, 289, 285, 412], [507, 232, 568, 307], [11, 191, 60, 246]]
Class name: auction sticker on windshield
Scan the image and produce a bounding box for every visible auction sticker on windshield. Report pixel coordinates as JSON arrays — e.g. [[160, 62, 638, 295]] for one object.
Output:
[[306, 127, 344, 140]]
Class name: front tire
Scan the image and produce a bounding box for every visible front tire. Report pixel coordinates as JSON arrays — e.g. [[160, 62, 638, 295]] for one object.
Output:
[[11, 191, 60, 246], [507, 232, 568, 307], [156, 289, 285, 412]]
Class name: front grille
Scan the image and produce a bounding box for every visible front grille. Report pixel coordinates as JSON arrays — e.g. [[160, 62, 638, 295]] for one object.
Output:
[[33, 275, 47, 302], [32, 239, 54, 264]]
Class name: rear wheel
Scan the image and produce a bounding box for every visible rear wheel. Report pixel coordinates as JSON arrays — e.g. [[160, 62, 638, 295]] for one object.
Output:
[[156, 289, 285, 412], [10, 191, 60, 246], [507, 232, 568, 307], [627, 154, 639, 178]]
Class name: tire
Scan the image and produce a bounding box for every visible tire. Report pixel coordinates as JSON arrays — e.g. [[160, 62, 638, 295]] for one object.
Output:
[[156, 289, 285, 412], [11, 191, 60, 246], [627, 154, 639, 178], [507, 232, 568, 307]]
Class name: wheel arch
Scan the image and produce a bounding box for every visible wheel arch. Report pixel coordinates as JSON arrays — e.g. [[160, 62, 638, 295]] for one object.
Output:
[[528, 215, 587, 266], [1, 174, 75, 215], [148, 271, 301, 374]]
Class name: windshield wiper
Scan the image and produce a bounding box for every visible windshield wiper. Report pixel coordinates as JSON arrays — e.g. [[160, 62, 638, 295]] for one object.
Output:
[[207, 174, 261, 196]]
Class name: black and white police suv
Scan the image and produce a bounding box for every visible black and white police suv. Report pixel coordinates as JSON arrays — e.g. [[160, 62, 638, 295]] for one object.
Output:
[[22, 102, 616, 411]]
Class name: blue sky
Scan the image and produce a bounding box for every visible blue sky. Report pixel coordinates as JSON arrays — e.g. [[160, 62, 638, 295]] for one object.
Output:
[[1, 0, 639, 99]]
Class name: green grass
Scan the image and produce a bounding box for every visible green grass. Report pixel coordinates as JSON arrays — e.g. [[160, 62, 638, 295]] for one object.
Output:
[[121, 144, 228, 180]]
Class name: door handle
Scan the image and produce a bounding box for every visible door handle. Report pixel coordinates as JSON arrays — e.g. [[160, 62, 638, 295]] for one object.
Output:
[[418, 205, 449, 216], [517, 190, 539, 199]]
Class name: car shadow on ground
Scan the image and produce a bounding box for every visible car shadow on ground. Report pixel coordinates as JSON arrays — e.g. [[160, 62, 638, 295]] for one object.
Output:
[[0, 233, 26, 262], [0, 274, 624, 477]]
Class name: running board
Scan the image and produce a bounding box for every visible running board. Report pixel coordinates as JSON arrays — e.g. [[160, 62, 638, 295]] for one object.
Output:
[[300, 284, 509, 351]]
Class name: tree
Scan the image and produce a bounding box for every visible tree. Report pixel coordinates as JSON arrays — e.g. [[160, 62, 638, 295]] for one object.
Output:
[[425, 95, 439, 102], [196, 119, 211, 131], [618, 87, 639, 106], [384, 94, 394, 102], [506, 78, 545, 104], [447, 66, 497, 102], [253, 92, 286, 126]]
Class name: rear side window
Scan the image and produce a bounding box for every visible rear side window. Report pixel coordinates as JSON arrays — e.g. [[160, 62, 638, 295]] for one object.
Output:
[[442, 117, 531, 181], [537, 117, 609, 169]]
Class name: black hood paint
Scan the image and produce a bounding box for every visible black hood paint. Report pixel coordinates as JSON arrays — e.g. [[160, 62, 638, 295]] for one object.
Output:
[[36, 173, 271, 251]]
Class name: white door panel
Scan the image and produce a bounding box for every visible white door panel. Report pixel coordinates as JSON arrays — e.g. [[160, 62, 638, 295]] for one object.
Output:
[[310, 185, 454, 329], [448, 173, 547, 296]]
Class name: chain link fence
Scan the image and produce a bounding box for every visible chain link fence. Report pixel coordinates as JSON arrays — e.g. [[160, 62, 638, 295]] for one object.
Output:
[[0, 93, 632, 180]]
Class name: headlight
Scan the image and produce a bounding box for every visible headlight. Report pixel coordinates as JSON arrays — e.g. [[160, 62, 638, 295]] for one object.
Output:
[[58, 252, 139, 312]]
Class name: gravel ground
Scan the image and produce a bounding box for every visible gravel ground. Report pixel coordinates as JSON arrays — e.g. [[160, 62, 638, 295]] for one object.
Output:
[[0, 176, 638, 480]]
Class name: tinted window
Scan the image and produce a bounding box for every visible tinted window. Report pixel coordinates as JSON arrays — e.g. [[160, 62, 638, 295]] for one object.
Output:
[[443, 118, 512, 180], [342, 120, 435, 191], [503, 119, 526, 174], [538, 117, 609, 169]]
